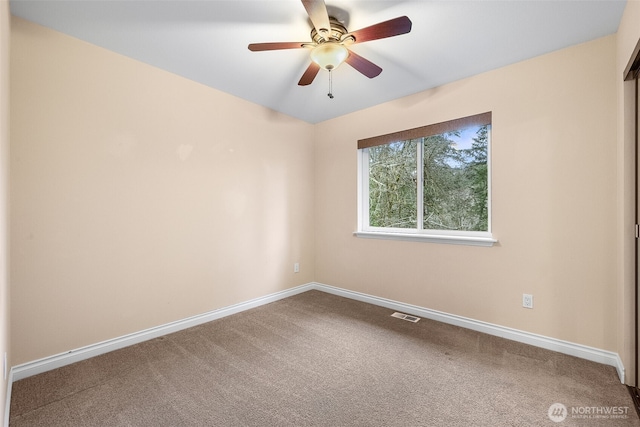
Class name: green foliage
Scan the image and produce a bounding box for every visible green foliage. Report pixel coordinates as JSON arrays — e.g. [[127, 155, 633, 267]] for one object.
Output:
[[369, 140, 417, 228], [368, 126, 489, 232]]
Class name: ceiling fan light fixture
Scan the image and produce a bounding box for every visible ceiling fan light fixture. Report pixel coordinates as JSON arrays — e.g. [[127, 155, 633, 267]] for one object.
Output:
[[310, 42, 348, 71]]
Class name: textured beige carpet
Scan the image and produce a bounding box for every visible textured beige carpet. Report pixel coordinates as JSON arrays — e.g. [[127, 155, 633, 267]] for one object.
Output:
[[9, 290, 640, 426]]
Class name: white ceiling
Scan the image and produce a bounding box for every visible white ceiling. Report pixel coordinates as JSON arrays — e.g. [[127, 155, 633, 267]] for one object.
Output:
[[10, 0, 627, 124]]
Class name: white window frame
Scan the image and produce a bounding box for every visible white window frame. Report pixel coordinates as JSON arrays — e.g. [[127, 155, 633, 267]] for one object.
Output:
[[355, 118, 497, 247]]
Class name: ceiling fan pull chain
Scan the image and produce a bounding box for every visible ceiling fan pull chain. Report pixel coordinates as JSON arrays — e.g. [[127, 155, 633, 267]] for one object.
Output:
[[328, 69, 334, 99]]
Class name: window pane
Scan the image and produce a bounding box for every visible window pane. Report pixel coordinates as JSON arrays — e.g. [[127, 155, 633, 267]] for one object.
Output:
[[368, 140, 418, 228], [423, 125, 488, 231]]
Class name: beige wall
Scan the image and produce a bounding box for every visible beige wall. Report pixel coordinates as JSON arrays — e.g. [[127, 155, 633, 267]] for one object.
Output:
[[1, 0, 9, 422], [10, 17, 315, 365], [616, 0, 640, 386], [315, 36, 618, 352]]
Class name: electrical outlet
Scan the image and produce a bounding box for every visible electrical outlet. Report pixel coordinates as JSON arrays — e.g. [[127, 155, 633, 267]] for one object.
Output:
[[294, 263, 300, 273], [523, 294, 533, 309]]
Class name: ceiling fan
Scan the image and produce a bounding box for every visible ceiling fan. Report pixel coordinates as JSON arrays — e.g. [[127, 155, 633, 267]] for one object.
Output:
[[248, 0, 412, 88]]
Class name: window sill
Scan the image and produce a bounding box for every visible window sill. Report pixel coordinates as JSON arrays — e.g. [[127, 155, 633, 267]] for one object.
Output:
[[353, 231, 497, 247]]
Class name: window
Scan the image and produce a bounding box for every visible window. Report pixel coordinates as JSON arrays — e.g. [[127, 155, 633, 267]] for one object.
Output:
[[356, 112, 496, 246]]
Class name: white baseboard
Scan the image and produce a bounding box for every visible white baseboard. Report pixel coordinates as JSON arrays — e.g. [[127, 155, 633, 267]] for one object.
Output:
[[309, 282, 626, 383], [9, 281, 625, 390], [10, 284, 315, 382]]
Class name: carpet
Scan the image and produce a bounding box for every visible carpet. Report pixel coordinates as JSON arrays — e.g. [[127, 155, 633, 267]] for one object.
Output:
[[9, 290, 640, 426]]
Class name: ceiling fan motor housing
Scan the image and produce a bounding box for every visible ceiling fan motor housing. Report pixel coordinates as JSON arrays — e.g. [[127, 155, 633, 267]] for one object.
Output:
[[311, 18, 354, 45]]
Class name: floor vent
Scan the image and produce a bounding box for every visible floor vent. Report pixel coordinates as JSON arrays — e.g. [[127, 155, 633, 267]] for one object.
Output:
[[391, 312, 420, 323]]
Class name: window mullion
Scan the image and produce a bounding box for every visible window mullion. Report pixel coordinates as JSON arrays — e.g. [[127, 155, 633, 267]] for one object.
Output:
[[416, 138, 424, 231], [486, 126, 492, 234]]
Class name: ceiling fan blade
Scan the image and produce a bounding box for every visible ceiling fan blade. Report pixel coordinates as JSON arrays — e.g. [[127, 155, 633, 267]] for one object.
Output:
[[301, 0, 331, 39], [349, 16, 412, 44], [298, 62, 321, 86], [345, 50, 382, 79], [248, 42, 307, 52]]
